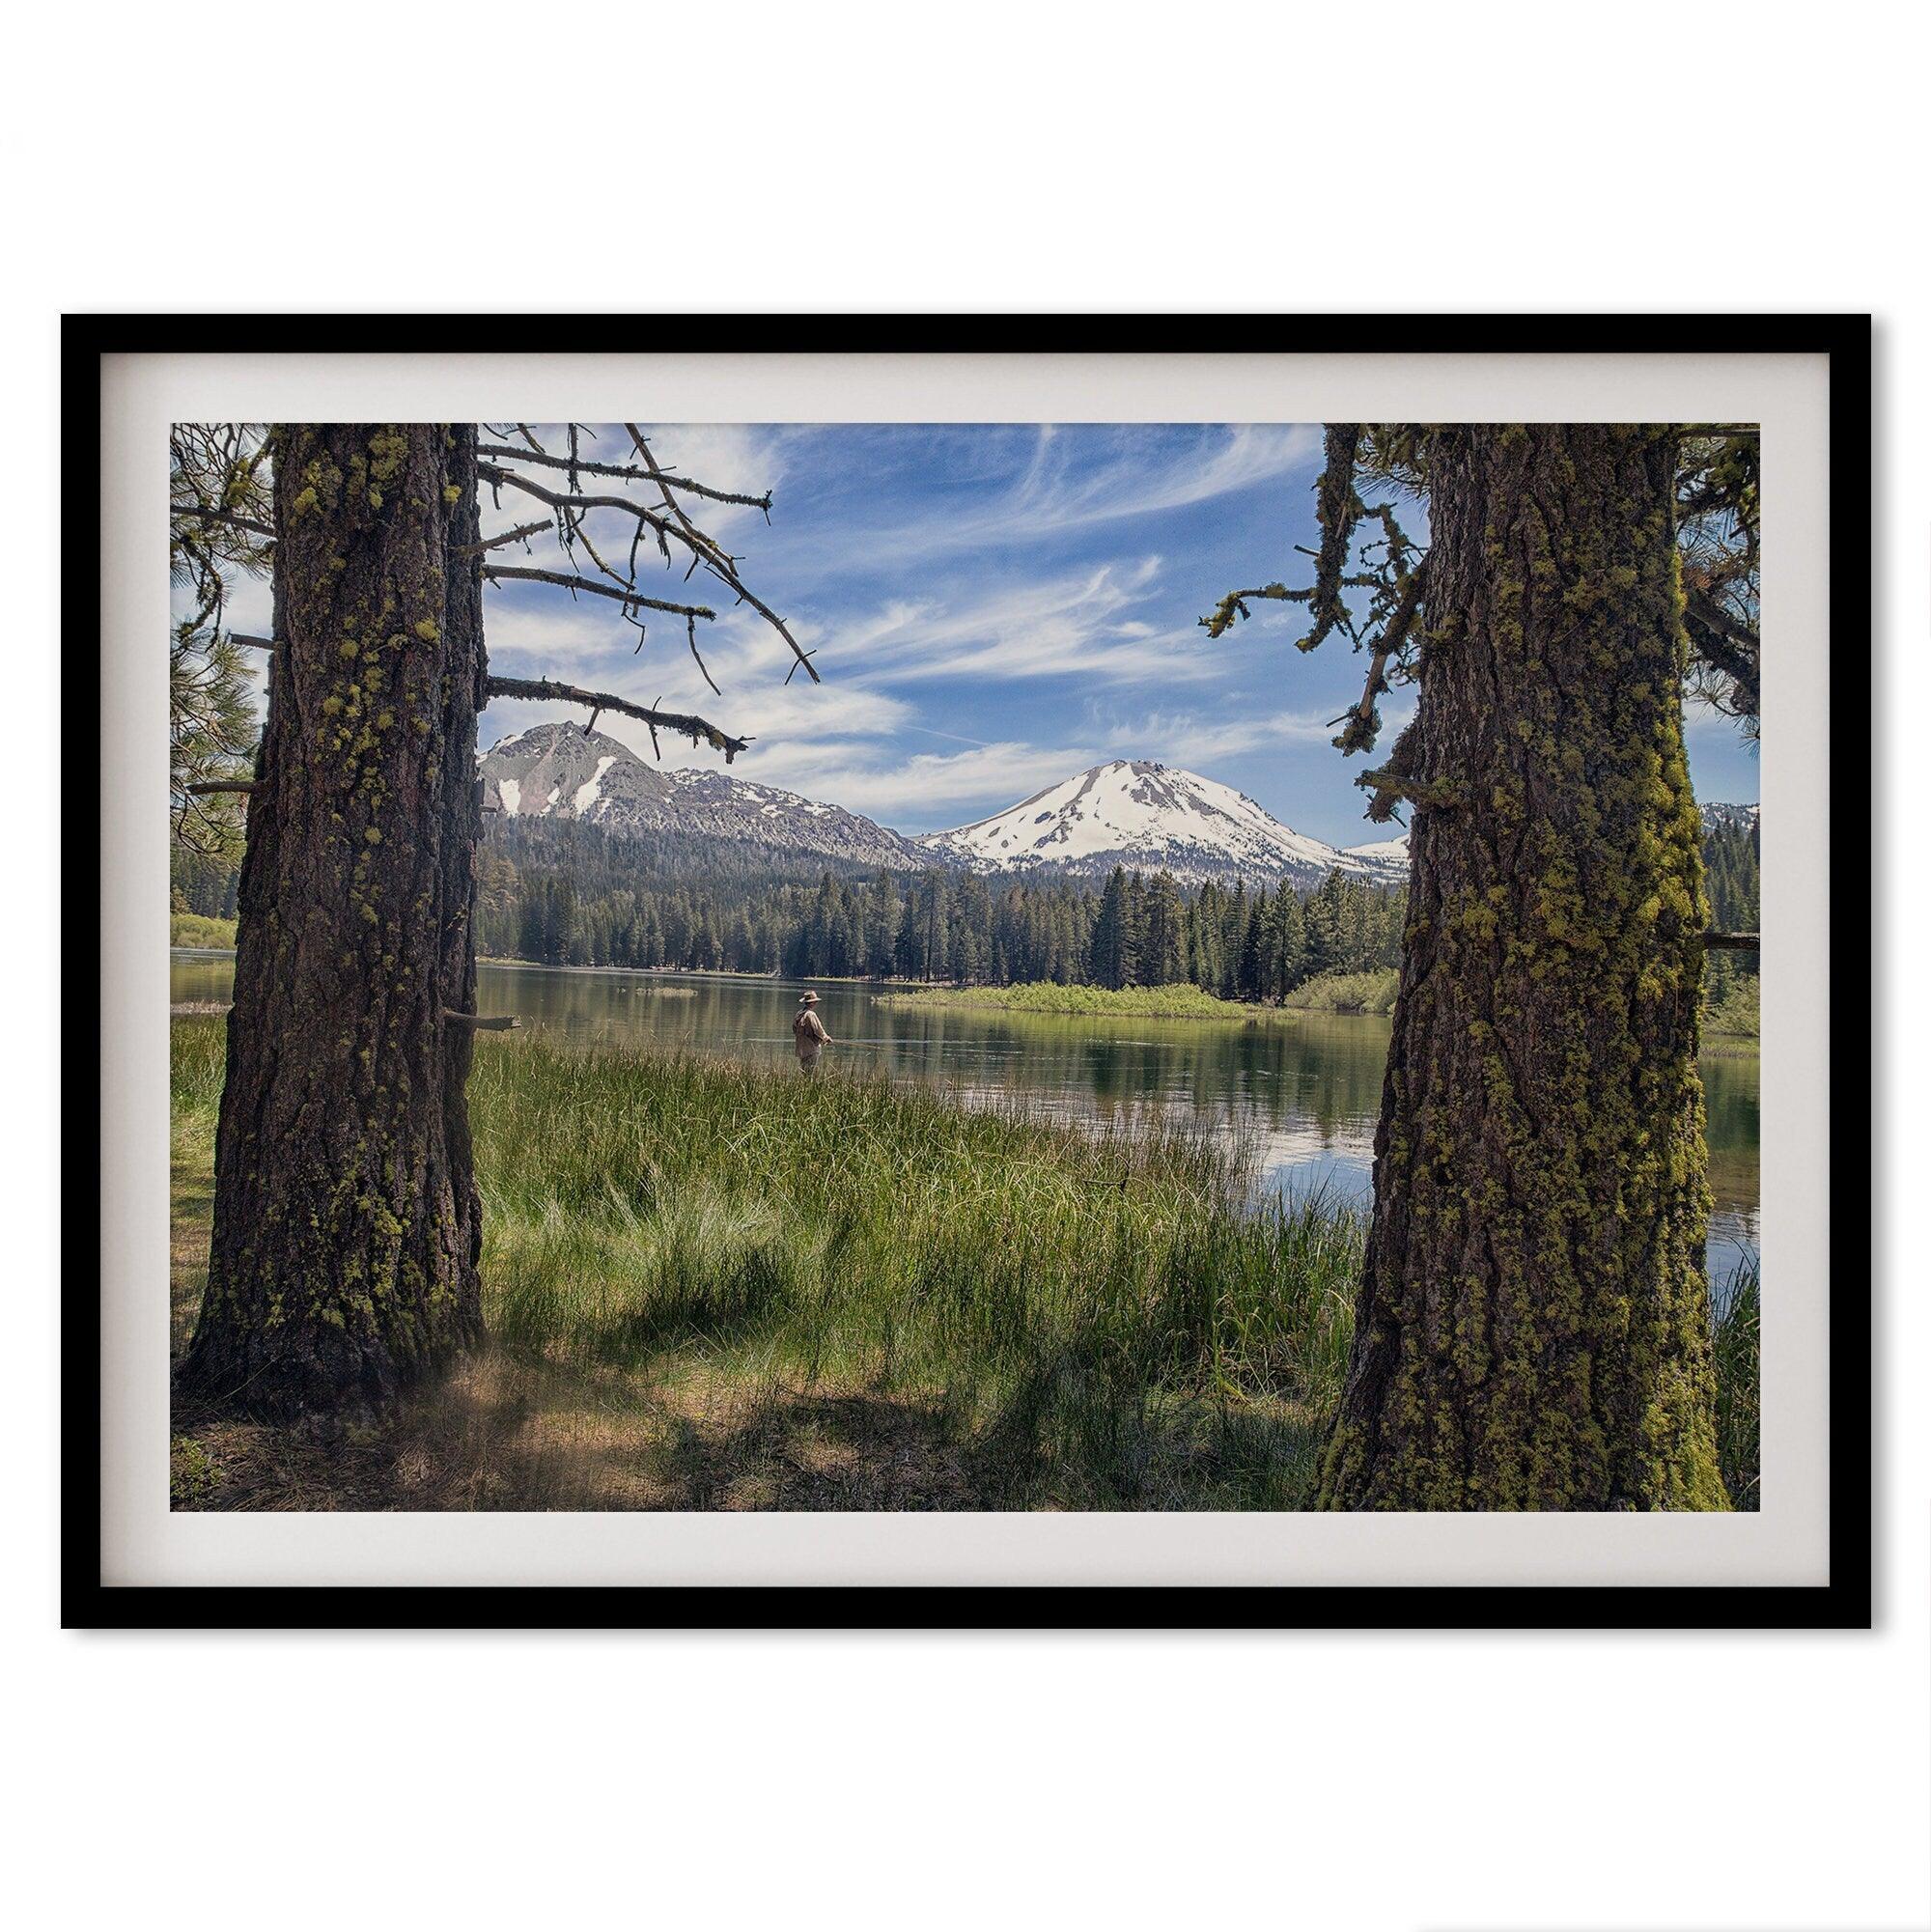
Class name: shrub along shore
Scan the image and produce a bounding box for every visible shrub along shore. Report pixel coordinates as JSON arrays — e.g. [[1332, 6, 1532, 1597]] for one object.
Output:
[[168, 1017, 1758, 1512]]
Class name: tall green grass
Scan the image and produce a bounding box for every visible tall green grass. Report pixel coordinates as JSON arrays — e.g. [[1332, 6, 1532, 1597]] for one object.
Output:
[[464, 1036, 1358, 1506], [1712, 1254, 1761, 1511], [169, 1018, 1760, 1510], [172, 1019, 1358, 1506]]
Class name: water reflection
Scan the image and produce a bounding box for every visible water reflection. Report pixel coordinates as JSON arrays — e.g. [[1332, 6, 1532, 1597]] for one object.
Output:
[[171, 953, 1759, 1278]]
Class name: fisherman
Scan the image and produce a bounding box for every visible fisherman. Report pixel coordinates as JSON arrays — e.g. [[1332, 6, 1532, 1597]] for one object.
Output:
[[793, 990, 833, 1074]]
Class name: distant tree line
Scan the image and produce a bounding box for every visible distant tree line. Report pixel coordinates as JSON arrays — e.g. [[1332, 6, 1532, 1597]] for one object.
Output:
[[175, 810, 1760, 1007], [1700, 817, 1760, 1006], [458, 821, 1409, 996]]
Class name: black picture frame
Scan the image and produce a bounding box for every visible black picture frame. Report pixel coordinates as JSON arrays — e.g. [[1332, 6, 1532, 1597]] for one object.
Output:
[[68, 313, 1873, 1630]]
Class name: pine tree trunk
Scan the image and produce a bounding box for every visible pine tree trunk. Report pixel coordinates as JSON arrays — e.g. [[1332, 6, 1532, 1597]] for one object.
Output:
[[181, 425, 488, 1420], [1317, 426, 1727, 1510]]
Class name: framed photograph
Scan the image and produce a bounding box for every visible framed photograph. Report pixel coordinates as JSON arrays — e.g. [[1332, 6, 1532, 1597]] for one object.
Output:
[[71, 315, 1869, 1626]]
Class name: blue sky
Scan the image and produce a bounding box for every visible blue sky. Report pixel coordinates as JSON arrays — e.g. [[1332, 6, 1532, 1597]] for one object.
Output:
[[209, 423, 1761, 848]]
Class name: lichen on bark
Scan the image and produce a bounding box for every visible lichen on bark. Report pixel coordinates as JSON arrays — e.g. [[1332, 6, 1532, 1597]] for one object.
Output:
[[180, 425, 487, 1420], [1316, 426, 1728, 1510]]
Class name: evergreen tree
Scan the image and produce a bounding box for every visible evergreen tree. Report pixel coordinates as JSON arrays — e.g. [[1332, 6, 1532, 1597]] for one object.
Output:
[[1142, 870, 1186, 985], [1207, 423, 1749, 1508], [1303, 869, 1347, 976], [182, 422, 797, 1418], [181, 426, 489, 1417], [1088, 866, 1139, 989], [1264, 884, 1306, 997]]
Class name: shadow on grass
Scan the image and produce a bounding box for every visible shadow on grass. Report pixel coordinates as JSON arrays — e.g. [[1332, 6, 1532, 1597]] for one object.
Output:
[[169, 1340, 1330, 1513], [967, 1345, 1327, 1510], [170, 1351, 983, 1513]]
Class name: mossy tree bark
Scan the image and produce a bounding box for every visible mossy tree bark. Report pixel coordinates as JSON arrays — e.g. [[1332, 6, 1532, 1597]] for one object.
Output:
[[180, 425, 488, 1419], [1316, 426, 1728, 1510]]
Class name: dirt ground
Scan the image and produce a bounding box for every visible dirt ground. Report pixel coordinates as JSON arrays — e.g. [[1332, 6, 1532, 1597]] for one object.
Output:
[[171, 1355, 983, 1513]]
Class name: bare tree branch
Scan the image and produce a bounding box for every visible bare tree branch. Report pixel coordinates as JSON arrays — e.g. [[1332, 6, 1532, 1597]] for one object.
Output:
[[480, 564, 716, 622], [1685, 588, 1760, 698], [476, 431, 819, 685], [462, 518, 553, 555], [1331, 561, 1428, 756], [474, 442, 772, 512], [171, 504, 276, 541], [1200, 583, 1305, 640], [484, 673, 750, 762]]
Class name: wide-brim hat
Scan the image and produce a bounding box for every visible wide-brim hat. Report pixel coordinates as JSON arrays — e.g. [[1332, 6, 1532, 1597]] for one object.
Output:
[[798, 991, 820, 1004]]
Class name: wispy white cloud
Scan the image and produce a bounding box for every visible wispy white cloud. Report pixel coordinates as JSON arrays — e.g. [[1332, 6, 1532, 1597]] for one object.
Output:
[[1007, 422, 1320, 536], [477, 516, 1235, 828], [786, 423, 1319, 579], [478, 595, 640, 670], [170, 421, 1378, 841], [809, 557, 1218, 687], [480, 601, 917, 764], [1098, 707, 1343, 767], [1073, 689, 1419, 788], [722, 738, 1095, 827]]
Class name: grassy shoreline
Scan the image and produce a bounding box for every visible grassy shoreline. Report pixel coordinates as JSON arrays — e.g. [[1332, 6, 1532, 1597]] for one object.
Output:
[[175, 942, 1754, 1053], [170, 912, 237, 948], [875, 971, 1403, 1022], [169, 1018, 1760, 1512], [873, 981, 1302, 1022]]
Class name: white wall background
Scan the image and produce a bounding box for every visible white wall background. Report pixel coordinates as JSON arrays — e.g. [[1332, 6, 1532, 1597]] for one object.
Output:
[[8, 5, 1922, 1926]]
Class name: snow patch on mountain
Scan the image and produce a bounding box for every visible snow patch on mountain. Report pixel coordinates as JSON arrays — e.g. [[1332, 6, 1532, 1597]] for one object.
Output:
[[478, 721, 927, 871], [1341, 835, 1411, 870], [918, 760, 1411, 888], [573, 756, 616, 815], [478, 725, 1760, 892]]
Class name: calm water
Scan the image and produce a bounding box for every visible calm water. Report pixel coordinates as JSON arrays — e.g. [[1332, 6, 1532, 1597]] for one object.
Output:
[[172, 953, 1760, 1282]]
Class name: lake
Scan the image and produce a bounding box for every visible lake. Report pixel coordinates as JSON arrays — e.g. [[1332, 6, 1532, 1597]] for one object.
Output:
[[171, 952, 1760, 1285]]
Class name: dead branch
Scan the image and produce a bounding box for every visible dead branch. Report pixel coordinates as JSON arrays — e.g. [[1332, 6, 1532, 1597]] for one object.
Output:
[[1684, 588, 1761, 716], [475, 463, 719, 585], [477, 427, 820, 686], [1199, 583, 1306, 640], [474, 442, 772, 512], [480, 564, 716, 623], [1356, 764, 1463, 823], [462, 518, 553, 556], [484, 673, 749, 762], [1332, 561, 1428, 756], [171, 504, 276, 541]]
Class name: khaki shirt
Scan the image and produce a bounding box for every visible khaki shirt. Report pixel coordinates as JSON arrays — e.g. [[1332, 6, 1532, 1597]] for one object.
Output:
[[793, 1008, 829, 1060]]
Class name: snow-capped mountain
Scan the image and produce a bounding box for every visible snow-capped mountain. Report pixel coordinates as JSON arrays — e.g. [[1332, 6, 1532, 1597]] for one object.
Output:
[[479, 729, 1760, 890], [915, 761, 1412, 889], [478, 722, 927, 871]]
